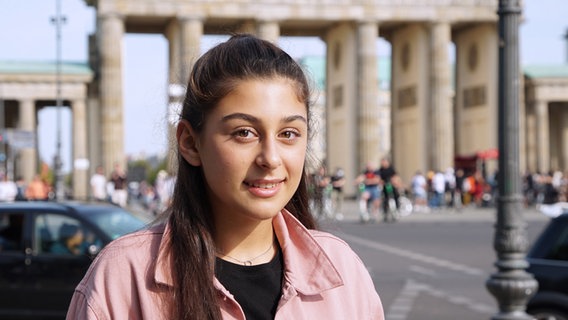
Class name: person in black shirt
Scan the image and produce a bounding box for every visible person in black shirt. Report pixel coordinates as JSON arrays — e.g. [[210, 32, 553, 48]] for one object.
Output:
[[377, 158, 400, 222]]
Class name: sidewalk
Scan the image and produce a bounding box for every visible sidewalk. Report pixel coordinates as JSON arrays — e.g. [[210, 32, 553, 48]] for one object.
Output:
[[333, 198, 549, 223], [128, 197, 550, 224]]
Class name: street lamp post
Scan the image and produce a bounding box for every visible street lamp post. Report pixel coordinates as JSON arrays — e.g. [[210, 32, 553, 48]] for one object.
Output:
[[51, 0, 66, 201], [485, 1, 538, 319]]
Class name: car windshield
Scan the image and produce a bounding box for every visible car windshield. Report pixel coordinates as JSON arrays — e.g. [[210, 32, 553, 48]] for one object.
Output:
[[82, 207, 146, 240]]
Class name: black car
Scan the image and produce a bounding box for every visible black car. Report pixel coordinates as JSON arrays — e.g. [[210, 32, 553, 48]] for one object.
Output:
[[0, 201, 147, 319], [527, 212, 568, 320]]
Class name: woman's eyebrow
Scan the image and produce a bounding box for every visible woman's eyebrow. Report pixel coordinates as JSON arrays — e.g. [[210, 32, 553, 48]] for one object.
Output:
[[283, 115, 307, 124], [222, 113, 307, 124], [221, 113, 258, 123]]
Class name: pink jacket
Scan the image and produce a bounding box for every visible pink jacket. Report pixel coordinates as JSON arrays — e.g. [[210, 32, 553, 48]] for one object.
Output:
[[67, 210, 384, 319]]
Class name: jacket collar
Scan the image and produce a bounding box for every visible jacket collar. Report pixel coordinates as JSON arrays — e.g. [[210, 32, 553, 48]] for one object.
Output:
[[273, 210, 343, 295], [153, 210, 344, 295]]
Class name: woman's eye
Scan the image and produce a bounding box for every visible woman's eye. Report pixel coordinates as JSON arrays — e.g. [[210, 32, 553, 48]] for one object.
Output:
[[280, 130, 300, 140], [233, 129, 254, 139]]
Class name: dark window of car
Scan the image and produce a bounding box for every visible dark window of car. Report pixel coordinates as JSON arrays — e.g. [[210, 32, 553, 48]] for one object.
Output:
[[81, 207, 146, 240], [33, 214, 102, 256], [0, 213, 24, 252], [543, 226, 568, 261]]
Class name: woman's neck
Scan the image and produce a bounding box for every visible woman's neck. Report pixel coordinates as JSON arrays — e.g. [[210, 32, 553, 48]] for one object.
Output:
[[214, 218, 276, 266]]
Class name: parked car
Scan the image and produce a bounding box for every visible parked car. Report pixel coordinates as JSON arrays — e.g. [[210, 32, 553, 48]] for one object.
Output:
[[526, 212, 568, 320], [0, 201, 147, 319]]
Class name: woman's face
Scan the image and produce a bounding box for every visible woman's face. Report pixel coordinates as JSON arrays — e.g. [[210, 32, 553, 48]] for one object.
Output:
[[180, 78, 308, 224]]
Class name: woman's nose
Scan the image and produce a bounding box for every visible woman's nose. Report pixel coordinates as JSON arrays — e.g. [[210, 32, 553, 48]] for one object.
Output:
[[256, 138, 282, 169]]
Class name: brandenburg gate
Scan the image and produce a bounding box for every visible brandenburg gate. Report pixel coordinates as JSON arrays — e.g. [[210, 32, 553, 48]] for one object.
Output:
[[7, 0, 566, 198], [86, 0, 499, 195]]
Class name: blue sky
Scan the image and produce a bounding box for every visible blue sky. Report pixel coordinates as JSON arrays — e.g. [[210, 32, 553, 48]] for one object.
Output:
[[0, 0, 566, 172]]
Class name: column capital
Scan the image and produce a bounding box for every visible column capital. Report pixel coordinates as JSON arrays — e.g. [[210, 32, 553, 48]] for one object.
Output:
[[97, 12, 124, 21], [357, 19, 379, 26], [535, 99, 549, 113], [256, 20, 280, 43], [177, 14, 205, 23], [256, 17, 282, 23], [428, 19, 450, 26]]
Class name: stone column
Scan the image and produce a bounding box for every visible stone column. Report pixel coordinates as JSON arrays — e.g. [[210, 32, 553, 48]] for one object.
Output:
[[257, 20, 280, 43], [98, 13, 125, 175], [237, 20, 256, 34], [179, 16, 203, 84], [429, 22, 453, 171], [18, 99, 36, 183], [72, 99, 88, 200], [165, 17, 203, 172], [524, 103, 537, 173], [535, 100, 549, 172], [357, 21, 379, 165]]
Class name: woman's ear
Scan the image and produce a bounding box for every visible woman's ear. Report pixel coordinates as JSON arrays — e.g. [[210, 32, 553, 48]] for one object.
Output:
[[177, 119, 202, 166]]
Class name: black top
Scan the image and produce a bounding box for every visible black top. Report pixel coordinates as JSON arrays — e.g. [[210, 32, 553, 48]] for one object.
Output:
[[215, 249, 284, 320], [378, 166, 397, 183]]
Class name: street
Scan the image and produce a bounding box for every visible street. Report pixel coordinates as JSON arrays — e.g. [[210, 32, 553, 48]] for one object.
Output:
[[320, 202, 549, 320]]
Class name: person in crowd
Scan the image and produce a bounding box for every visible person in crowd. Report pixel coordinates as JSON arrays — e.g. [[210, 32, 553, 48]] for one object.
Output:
[[330, 167, 346, 220], [454, 168, 465, 209], [444, 167, 456, 207], [355, 161, 382, 222], [410, 170, 429, 213], [311, 165, 332, 219], [542, 171, 559, 204], [0, 173, 18, 202], [90, 165, 108, 202], [109, 163, 128, 207], [14, 176, 27, 201], [429, 169, 446, 209], [377, 157, 400, 221], [66, 34, 384, 320], [472, 170, 486, 206], [25, 174, 49, 201], [155, 170, 172, 211]]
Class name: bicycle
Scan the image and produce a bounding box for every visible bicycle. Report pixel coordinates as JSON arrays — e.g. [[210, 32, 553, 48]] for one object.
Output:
[[357, 183, 381, 223], [382, 183, 413, 222]]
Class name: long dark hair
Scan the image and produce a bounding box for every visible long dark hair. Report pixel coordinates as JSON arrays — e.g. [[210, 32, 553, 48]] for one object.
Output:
[[163, 34, 316, 319]]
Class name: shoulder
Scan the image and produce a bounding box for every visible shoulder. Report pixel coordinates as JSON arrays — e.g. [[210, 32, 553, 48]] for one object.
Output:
[[72, 225, 165, 306], [96, 224, 163, 261], [80, 224, 165, 284], [69, 224, 167, 318], [308, 230, 367, 268], [304, 229, 383, 316]]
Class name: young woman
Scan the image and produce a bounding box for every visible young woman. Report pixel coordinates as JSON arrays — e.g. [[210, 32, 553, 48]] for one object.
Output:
[[66, 34, 384, 320]]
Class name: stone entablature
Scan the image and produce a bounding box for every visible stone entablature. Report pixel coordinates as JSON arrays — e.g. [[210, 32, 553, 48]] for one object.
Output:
[[0, 75, 91, 101], [525, 77, 568, 102], [87, 0, 498, 33], [0, 62, 92, 100]]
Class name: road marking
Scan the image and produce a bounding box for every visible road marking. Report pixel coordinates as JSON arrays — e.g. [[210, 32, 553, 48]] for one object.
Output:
[[409, 265, 437, 277], [339, 233, 486, 276], [386, 279, 494, 320]]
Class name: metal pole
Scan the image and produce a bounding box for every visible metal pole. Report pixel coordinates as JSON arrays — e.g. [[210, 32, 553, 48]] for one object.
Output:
[[564, 29, 568, 64], [485, 1, 538, 319], [0, 87, 5, 176], [51, 0, 66, 201]]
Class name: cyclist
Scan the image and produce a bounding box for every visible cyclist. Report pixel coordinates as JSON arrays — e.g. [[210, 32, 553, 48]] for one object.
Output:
[[377, 158, 400, 222], [355, 161, 381, 222]]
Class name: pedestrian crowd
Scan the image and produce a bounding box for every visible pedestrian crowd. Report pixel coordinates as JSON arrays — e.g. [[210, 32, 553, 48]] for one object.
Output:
[[308, 159, 568, 223], [0, 171, 52, 202], [523, 170, 568, 206], [89, 163, 176, 213], [89, 163, 130, 207]]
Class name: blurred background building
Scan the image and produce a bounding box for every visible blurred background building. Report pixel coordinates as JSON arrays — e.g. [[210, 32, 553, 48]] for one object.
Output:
[[0, 0, 566, 198]]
